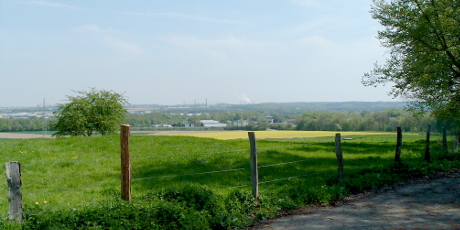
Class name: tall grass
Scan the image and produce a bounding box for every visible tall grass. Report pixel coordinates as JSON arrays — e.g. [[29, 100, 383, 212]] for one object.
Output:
[[0, 133, 458, 229]]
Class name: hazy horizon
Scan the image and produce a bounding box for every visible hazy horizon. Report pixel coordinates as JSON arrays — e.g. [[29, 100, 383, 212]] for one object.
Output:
[[0, 100, 407, 109]]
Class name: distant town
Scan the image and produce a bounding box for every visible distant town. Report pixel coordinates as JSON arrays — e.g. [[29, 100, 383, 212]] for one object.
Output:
[[2, 101, 425, 133], [0, 101, 407, 118]]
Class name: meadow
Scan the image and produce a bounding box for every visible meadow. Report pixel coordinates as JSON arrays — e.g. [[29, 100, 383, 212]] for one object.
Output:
[[0, 131, 458, 229]]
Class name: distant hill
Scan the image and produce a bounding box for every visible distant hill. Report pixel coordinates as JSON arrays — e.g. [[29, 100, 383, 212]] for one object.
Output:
[[128, 101, 407, 115], [2, 101, 408, 116]]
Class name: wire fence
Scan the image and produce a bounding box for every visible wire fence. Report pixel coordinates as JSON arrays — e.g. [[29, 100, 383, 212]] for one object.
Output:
[[7, 153, 311, 195], [22, 180, 120, 197], [22, 157, 116, 167], [15, 144, 311, 197], [4, 132, 337, 222], [133, 167, 247, 181]]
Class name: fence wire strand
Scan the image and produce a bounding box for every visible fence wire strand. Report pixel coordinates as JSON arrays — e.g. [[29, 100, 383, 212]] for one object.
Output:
[[221, 184, 250, 190], [23, 157, 117, 167], [18, 144, 303, 167], [23, 180, 120, 197], [259, 172, 322, 185], [133, 167, 246, 181], [131, 149, 250, 160], [7, 141, 323, 201], [258, 159, 311, 168]]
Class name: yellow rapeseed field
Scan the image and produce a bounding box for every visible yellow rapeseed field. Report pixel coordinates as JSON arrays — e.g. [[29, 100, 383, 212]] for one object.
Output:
[[165, 130, 388, 140]]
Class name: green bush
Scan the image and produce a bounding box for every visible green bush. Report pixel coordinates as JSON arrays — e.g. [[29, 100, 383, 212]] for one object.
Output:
[[22, 200, 211, 229], [149, 183, 220, 213], [224, 190, 255, 215], [220, 190, 256, 229]]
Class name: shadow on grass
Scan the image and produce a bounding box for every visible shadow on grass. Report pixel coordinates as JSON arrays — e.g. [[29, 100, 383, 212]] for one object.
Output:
[[130, 139, 428, 196]]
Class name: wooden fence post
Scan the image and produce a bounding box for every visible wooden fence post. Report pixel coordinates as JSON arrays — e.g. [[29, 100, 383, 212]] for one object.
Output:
[[335, 133, 344, 184], [6, 161, 22, 223], [121, 124, 132, 202], [442, 127, 448, 155], [248, 132, 259, 201], [425, 125, 431, 162], [455, 131, 460, 153], [395, 127, 402, 164]]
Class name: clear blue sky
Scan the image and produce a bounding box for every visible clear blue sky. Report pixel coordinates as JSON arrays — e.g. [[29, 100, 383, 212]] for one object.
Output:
[[0, 0, 397, 107]]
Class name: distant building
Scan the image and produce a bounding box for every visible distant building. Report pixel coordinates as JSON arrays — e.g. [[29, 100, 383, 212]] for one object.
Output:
[[265, 116, 274, 124], [232, 120, 249, 127], [128, 110, 151, 114], [285, 119, 297, 124], [152, 124, 172, 128], [200, 120, 227, 128], [183, 121, 195, 127]]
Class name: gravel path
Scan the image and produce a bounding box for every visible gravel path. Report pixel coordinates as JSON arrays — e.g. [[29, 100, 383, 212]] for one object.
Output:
[[256, 170, 460, 230], [0, 132, 53, 139]]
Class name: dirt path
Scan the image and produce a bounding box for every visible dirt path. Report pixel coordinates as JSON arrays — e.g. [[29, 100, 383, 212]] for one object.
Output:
[[0, 132, 53, 139], [0, 130, 238, 139], [256, 170, 460, 230]]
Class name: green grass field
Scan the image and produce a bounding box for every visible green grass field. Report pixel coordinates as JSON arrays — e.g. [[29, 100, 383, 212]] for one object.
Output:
[[0, 131, 458, 229]]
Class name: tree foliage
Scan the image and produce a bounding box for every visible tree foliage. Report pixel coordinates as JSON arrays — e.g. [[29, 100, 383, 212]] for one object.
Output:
[[52, 89, 128, 137], [0, 117, 50, 132], [295, 109, 434, 132], [363, 0, 460, 123]]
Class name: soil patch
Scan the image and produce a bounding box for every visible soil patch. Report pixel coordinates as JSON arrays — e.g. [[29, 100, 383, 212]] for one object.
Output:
[[0, 132, 53, 139], [145, 130, 244, 135]]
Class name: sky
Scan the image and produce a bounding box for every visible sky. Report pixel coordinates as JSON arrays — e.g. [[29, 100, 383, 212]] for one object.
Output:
[[0, 0, 398, 107]]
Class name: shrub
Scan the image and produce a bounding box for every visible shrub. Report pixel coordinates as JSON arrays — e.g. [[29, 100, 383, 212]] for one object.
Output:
[[220, 190, 256, 229], [22, 200, 211, 229], [149, 183, 220, 213]]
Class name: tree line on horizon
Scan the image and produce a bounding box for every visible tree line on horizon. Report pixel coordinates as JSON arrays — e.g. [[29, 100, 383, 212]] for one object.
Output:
[[0, 108, 450, 135]]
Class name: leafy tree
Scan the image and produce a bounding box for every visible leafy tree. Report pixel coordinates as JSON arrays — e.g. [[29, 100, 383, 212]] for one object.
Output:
[[188, 115, 201, 127], [52, 88, 128, 137], [363, 0, 460, 124]]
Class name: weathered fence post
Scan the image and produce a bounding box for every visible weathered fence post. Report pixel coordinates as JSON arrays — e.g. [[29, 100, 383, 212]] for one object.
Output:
[[6, 161, 22, 223], [121, 124, 132, 202], [395, 127, 402, 164], [335, 133, 344, 184], [425, 125, 431, 162], [442, 127, 448, 155], [455, 131, 460, 153], [248, 132, 259, 201]]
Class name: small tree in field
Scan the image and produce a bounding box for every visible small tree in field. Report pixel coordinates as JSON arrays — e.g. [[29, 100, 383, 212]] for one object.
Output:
[[53, 88, 128, 137]]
